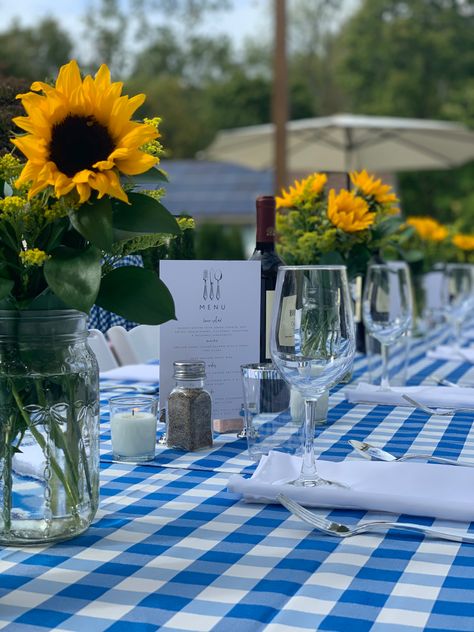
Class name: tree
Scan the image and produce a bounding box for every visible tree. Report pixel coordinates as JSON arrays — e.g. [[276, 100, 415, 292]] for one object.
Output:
[[0, 18, 73, 80], [335, 0, 474, 222]]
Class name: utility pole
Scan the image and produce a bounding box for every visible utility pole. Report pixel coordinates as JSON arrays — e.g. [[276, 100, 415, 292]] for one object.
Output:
[[273, 0, 288, 195]]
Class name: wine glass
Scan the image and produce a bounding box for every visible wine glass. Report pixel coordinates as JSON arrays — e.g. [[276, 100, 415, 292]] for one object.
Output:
[[270, 265, 355, 487], [362, 262, 413, 390], [442, 263, 474, 347]]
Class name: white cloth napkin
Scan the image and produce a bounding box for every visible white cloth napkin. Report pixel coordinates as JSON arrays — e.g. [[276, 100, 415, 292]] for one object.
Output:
[[100, 364, 159, 383], [345, 382, 474, 408], [427, 345, 474, 363], [228, 451, 474, 521]]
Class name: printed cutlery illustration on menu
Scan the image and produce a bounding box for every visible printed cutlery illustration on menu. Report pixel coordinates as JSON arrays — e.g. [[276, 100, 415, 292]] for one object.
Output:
[[202, 268, 223, 300]]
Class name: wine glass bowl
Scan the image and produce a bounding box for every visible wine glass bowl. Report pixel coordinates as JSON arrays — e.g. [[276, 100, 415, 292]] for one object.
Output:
[[270, 265, 355, 487], [442, 264, 474, 344], [362, 262, 413, 389]]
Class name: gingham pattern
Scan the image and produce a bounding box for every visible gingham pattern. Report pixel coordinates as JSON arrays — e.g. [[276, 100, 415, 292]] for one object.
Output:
[[2, 328, 474, 631]]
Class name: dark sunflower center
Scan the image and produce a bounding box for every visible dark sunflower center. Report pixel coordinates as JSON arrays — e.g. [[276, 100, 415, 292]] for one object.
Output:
[[49, 114, 115, 177]]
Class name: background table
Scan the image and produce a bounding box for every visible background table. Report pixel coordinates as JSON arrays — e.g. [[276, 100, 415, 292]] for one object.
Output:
[[1, 326, 474, 631]]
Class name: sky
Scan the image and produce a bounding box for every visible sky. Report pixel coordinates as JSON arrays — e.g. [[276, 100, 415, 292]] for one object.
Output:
[[0, 0, 268, 55], [0, 0, 360, 58]]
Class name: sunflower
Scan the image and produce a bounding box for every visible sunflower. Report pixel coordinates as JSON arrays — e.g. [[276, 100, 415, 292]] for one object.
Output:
[[350, 169, 398, 206], [327, 189, 375, 233], [406, 216, 448, 242], [12, 60, 158, 204], [453, 234, 474, 251], [276, 172, 327, 209]]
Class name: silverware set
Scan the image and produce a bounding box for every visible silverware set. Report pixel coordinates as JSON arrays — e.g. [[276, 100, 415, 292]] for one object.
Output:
[[277, 494, 474, 543], [276, 437, 474, 543]]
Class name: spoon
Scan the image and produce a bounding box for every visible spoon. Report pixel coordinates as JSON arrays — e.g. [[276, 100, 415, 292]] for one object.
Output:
[[349, 439, 474, 467]]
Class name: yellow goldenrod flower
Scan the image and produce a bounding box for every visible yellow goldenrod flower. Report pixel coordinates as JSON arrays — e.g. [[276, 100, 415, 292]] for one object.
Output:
[[327, 189, 375, 232], [141, 117, 164, 157], [12, 60, 158, 204], [0, 154, 22, 181], [19, 248, 50, 267], [406, 216, 448, 242], [0, 195, 25, 218], [350, 169, 398, 206], [276, 173, 327, 209], [453, 234, 474, 251]]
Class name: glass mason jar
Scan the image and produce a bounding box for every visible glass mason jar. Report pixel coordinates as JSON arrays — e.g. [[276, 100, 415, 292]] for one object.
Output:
[[0, 310, 99, 545]]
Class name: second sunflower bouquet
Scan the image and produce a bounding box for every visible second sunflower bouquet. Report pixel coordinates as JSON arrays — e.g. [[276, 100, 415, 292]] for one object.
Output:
[[275, 170, 402, 279]]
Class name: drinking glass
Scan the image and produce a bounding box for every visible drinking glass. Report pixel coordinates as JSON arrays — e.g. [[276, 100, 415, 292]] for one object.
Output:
[[362, 262, 413, 390], [270, 265, 355, 487], [442, 264, 474, 347]]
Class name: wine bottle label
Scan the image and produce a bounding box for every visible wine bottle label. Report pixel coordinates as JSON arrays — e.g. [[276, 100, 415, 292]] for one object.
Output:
[[265, 290, 275, 359], [278, 294, 297, 346], [375, 288, 390, 313]]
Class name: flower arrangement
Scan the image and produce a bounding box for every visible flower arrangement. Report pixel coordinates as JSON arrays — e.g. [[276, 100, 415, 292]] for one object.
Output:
[[400, 216, 474, 270], [0, 59, 180, 320], [452, 233, 474, 263], [0, 60, 183, 544], [276, 169, 401, 279]]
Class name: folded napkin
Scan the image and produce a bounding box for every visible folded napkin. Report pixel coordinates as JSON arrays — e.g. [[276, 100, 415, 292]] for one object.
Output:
[[345, 382, 474, 409], [228, 451, 474, 521], [427, 345, 474, 363], [100, 364, 159, 383]]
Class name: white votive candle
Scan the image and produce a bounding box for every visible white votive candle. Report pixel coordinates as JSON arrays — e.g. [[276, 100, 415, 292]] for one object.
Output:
[[111, 411, 157, 460]]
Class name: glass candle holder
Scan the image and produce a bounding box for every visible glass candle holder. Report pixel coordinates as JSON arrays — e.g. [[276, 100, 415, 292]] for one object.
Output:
[[109, 395, 158, 462]]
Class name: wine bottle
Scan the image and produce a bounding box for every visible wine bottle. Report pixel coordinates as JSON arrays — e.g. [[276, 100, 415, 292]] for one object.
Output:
[[249, 195, 285, 363]]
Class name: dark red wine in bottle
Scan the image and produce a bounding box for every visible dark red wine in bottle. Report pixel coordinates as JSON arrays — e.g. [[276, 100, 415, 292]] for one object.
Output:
[[249, 195, 285, 363]]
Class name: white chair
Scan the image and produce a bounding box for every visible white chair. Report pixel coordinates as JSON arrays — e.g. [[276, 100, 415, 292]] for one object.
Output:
[[107, 325, 160, 365], [87, 329, 119, 371]]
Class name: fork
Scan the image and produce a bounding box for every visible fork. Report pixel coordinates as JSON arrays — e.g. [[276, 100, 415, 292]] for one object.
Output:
[[277, 494, 474, 543], [402, 394, 474, 415]]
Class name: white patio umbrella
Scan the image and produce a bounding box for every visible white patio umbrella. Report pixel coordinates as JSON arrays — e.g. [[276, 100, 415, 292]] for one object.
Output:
[[201, 113, 474, 173]]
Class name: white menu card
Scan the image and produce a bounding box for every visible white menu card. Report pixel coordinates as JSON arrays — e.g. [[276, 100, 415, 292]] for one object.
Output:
[[160, 260, 261, 420]]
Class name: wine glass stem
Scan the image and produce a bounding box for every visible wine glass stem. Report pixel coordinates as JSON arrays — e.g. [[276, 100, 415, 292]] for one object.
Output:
[[300, 398, 321, 483], [453, 319, 462, 349], [381, 343, 390, 390]]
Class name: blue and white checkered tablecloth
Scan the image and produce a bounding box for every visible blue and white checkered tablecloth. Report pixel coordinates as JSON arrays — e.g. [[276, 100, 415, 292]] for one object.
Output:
[[2, 327, 474, 631]]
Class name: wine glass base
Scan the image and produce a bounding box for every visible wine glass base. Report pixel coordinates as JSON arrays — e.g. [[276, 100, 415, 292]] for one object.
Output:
[[292, 476, 349, 488]]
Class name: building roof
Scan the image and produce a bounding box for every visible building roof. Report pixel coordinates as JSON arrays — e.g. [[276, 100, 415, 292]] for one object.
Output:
[[158, 159, 274, 223]]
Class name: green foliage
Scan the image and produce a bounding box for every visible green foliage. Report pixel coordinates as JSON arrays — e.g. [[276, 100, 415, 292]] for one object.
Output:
[[0, 18, 72, 80], [335, 0, 474, 225], [195, 223, 245, 260], [96, 266, 176, 324], [44, 246, 102, 313], [0, 77, 31, 155]]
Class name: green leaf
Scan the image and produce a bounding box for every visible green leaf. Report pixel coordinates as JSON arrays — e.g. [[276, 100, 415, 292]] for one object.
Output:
[[0, 277, 14, 301], [400, 248, 424, 263], [372, 216, 403, 240], [26, 288, 69, 311], [69, 197, 114, 251], [126, 166, 169, 184], [319, 251, 346, 266], [44, 246, 101, 313], [113, 193, 180, 235], [96, 266, 176, 324]]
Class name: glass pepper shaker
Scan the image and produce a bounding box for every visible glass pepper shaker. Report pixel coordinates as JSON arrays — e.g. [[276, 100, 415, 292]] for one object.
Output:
[[167, 361, 213, 451]]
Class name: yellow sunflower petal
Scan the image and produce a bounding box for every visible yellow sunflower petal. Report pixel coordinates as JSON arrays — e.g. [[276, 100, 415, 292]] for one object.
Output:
[[91, 170, 128, 203], [93, 160, 115, 171], [118, 124, 158, 150], [56, 59, 82, 98], [114, 151, 158, 175], [76, 182, 91, 203]]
